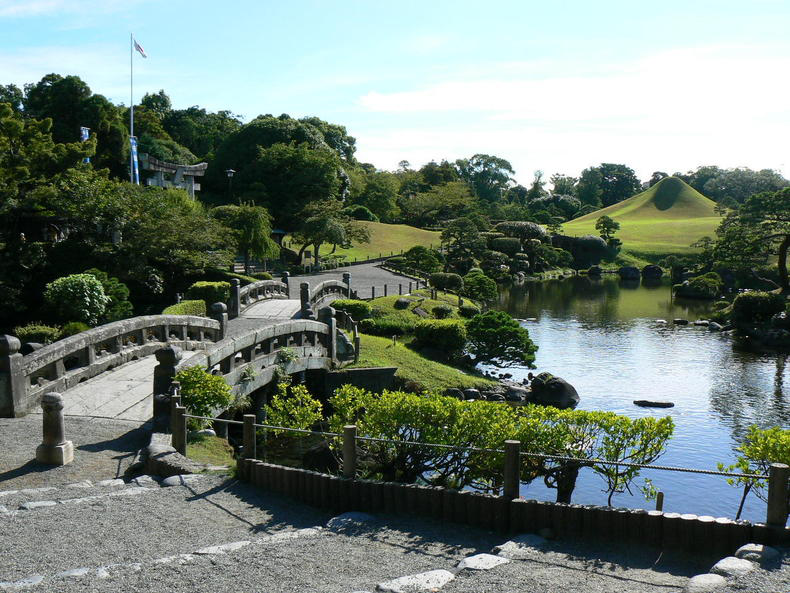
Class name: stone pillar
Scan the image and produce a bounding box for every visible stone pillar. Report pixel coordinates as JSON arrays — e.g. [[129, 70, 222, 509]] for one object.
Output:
[[0, 335, 24, 418], [153, 345, 182, 396], [229, 279, 241, 319], [281, 271, 290, 290], [36, 392, 73, 465], [766, 463, 790, 527], [210, 302, 228, 340], [300, 282, 311, 316], [342, 272, 352, 297], [328, 316, 337, 362]]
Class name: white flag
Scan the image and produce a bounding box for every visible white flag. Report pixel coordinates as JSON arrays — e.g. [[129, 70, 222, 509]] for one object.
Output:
[[133, 38, 147, 58]]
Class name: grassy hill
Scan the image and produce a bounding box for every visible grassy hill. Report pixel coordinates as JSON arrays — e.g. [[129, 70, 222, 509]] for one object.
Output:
[[291, 221, 441, 262], [562, 177, 722, 255]]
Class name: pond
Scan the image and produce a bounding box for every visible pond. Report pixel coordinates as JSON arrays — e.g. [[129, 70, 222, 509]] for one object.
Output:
[[488, 275, 789, 522]]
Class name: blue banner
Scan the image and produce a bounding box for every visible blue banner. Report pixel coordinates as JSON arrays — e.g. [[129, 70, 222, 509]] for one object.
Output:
[[80, 126, 90, 163], [130, 136, 140, 185]]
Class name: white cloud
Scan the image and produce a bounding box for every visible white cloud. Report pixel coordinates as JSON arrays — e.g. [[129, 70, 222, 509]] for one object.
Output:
[[354, 45, 790, 181]]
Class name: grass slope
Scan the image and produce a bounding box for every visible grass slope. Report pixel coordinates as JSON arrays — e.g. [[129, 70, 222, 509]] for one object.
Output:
[[563, 177, 722, 255], [291, 221, 441, 261], [349, 333, 497, 392]]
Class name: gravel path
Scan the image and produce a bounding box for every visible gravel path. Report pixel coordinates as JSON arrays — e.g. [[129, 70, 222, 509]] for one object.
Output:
[[0, 415, 149, 491]]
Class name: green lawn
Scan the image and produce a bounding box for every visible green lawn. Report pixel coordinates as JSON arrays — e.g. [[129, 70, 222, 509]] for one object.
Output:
[[349, 333, 497, 392], [289, 221, 441, 262], [186, 433, 235, 467], [563, 177, 723, 255]]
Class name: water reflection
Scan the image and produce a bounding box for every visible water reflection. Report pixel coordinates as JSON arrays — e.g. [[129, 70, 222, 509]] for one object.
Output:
[[492, 276, 789, 520]]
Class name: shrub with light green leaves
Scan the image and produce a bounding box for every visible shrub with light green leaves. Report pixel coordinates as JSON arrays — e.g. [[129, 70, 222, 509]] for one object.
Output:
[[14, 323, 61, 345], [264, 382, 323, 431], [429, 272, 464, 292], [332, 299, 372, 320], [174, 366, 233, 425], [58, 321, 90, 339], [414, 319, 467, 353], [432, 304, 453, 319], [44, 273, 109, 326], [162, 300, 207, 316], [185, 281, 231, 310], [730, 291, 786, 325]]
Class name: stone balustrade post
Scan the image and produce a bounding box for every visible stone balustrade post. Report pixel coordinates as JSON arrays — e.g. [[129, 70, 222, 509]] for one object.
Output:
[[503, 440, 520, 500], [281, 271, 290, 290], [36, 392, 73, 465], [766, 463, 789, 527], [153, 345, 182, 396], [0, 335, 24, 418], [300, 282, 311, 316], [229, 279, 241, 319], [342, 272, 352, 297], [343, 425, 357, 479], [210, 302, 229, 340]]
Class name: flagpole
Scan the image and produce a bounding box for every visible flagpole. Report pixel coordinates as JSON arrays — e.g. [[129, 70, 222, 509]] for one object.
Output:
[[130, 33, 134, 183]]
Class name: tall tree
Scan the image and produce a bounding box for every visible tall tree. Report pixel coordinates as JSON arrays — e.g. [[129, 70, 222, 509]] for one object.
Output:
[[293, 200, 370, 267], [598, 163, 641, 207], [525, 170, 548, 202], [211, 203, 279, 274], [576, 167, 603, 208], [714, 188, 790, 293], [455, 154, 514, 203]]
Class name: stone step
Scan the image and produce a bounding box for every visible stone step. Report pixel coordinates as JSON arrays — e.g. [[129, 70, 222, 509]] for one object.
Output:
[[0, 478, 130, 509]]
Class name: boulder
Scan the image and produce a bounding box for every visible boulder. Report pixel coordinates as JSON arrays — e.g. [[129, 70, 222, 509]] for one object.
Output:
[[708, 322, 723, 331], [485, 392, 505, 402], [505, 386, 529, 402], [444, 388, 464, 400], [394, 297, 411, 310], [618, 266, 640, 280], [463, 389, 481, 400], [674, 318, 689, 325], [587, 265, 602, 277], [684, 573, 726, 593], [693, 320, 710, 326], [528, 372, 579, 409], [710, 556, 755, 578], [734, 543, 780, 564], [641, 265, 663, 279]]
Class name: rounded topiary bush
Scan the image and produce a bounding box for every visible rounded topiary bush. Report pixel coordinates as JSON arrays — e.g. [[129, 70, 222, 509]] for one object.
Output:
[[393, 297, 411, 310], [14, 323, 61, 345], [458, 304, 481, 318], [414, 319, 467, 353], [174, 366, 233, 424], [429, 272, 464, 292], [359, 317, 413, 336], [332, 299, 372, 320], [251, 272, 273, 280], [432, 304, 453, 319], [731, 291, 786, 325], [44, 273, 109, 326], [162, 300, 207, 316], [491, 237, 522, 257]]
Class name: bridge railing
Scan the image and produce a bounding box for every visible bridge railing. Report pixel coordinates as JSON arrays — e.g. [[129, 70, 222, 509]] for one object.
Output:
[[300, 273, 351, 317], [174, 319, 336, 402], [0, 315, 220, 417], [228, 277, 290, 319]]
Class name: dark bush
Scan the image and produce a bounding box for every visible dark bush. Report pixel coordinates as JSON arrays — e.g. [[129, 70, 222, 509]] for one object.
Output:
[[343, 204, 379, 222], [85, 268, 133, 322], [359, 317, 413, 336], [731, 291, 786, 325], [490, 237, 521, 256], [494, 221, 549, 242], [394, 298, 411, 310], [402, 246, 442, 275], [162, 300, 207, 316], [480, 250, 511, 280], [58, 322, 90, 339], [414, 319, 467, 353], [432, 304, 453, 319], [429, 272, 464, 292], [458, 304, 481, 318], [463, 269, 498, 303], [14, 323, 60, 345], [185, 281, 231, 309], [537, 245, 573, 269], [251, 272, 273, 280], [673, 273, 722, 299], [332, 299, 372, 320]]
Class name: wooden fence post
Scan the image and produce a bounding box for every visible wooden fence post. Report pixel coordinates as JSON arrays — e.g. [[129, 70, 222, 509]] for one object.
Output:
[[503, 440, 520, 500], [766, 463, 789, 527], [371, 286, 376, 299], [243, 414, 256, 460], [172, 405, 186, 455], [343, 425, 357, 479]]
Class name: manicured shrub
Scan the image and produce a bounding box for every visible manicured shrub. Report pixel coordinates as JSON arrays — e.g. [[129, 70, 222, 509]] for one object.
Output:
[[674, 273, 722, 300], [494, 221, 549, 242], [343, 204, 379, 222], [491, 237, 521, 256], [713, 300, 730, 311], [458, 304, 481, 318], [480, 250, 511, 281], [58, 322, 90, 339], [84, 268, 133, 322], [429, 272, 464, 292], [414, 319, 467, 353], [466, 311, 537, 367], [538, 245, 574, 269], [14, 323, 61, 345], [387, 256, 406, 268], [162, 300, 207, 316], [432, 304, 453, 319], [44, 273, 109, 326], [402, 246, 442, 275], [174, 366, 233, 424], [731, 291, 786, 325], [199, 269, 259, 286], [359, 317, 413, 336], [251, 272, 273, 280], [394, 298, 411, 310], [185, 281, 231, 310], [332, 299, 372, 320], [462, 269, 498, 304]]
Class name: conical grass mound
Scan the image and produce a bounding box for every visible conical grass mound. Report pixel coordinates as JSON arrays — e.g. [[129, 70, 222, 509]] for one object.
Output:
[[563, 177, 722, 255]]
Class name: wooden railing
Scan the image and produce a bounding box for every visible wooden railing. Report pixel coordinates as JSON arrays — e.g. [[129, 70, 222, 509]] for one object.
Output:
[[0, 315, 220, 417]]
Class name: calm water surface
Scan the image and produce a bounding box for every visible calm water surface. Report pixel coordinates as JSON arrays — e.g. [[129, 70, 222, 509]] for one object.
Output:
[[488, 276, 789, 522]]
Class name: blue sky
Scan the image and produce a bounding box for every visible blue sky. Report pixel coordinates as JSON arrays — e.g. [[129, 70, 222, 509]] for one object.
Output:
[[1, 0, 789, 184]]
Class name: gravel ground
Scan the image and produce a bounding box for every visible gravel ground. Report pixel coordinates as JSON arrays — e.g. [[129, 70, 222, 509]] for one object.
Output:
[[724, 549, 789, 593], [0, 415, 150, 490]]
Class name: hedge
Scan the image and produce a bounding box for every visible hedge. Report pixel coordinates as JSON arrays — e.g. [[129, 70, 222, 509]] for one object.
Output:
[[359, 317, 414, 336], [429, 272, 464, 292], [162, 300, 207, 316], [14, 323, 61, 345], [185, 281, 231, 309], [332, 299, 372, 320]]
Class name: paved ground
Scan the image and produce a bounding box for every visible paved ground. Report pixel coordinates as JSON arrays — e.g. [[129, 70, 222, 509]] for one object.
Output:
[[1, 474, 758, 593], [0, 414, 149, 490]]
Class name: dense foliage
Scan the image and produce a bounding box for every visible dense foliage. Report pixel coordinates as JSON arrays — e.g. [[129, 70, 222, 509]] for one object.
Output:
[[44, 273, 108, 325], [174, 366, 233, 425], [466, 311, 537, 367]]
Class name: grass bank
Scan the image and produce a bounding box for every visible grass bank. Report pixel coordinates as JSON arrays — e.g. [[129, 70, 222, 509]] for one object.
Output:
[[187, 433, 235, 467], [289, 221, 441, 262], [348, 333, 497, 392]]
